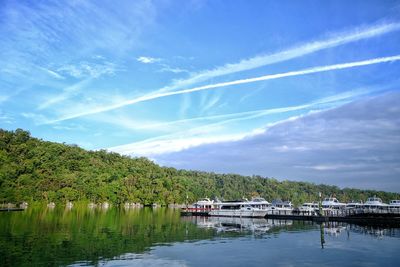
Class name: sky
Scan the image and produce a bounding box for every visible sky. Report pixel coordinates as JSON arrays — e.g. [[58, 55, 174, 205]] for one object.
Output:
[[1, 0, 400, 192]]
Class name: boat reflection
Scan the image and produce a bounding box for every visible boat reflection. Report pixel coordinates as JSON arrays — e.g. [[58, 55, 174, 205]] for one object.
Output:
[[320, 221, 400, 239], [347, 224, 400, 238], [318, 221, 400, 249], [183, 216, 293, 234], [184, 215, 400, 239], [323, 222, 347, 237]]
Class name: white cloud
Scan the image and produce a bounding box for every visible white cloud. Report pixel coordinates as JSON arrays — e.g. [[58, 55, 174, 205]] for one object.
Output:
[[179, 94, 192, 118], [52, 123, 87, 131], [91, 114, 177, 133], [159, 64, 189, 74], [137, 56, 161, 64], [0, 0, 157, 82], [0, 110, 14, 124], [36, 21, 400, 123], [21, 112, 49, 125], [57, 61, 118, 79], [297, 164, 369, 171], [47, 54, 400, 123], [107, 88, 372, 155], [36, 60, 124, 110], [92, 55, 105, 60], [201, 93, 222, 113], [38, 67, 65, 80], [108, 131, 259, 156], [38, 78, 93, 110], [150, 91, 400, 191]]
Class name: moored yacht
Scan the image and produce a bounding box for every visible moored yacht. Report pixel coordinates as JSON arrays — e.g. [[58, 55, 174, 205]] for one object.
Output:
[[209, 201, 268, 218], [345, 200, 363, 210], [266, 200, 293, 215], [389, 200, 400, 208], [363, 196, 388, 209], [322, 197, 346, 210], [181, 198, 219, 216], [192, 198, 217, 210], [299, 202, 319, 213], [247, 197, 271, 210], [270, 200, 293, 210]]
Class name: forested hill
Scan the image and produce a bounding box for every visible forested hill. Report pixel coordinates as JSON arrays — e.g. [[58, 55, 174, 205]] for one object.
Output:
[[1, 129, 399, 205]]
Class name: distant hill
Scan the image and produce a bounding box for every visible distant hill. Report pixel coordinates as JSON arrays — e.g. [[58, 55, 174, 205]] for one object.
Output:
[[1, 128, 399, 205]]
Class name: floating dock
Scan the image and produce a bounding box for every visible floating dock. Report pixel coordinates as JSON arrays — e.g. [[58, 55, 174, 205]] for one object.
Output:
[[265, 214, 400, 226], [180, 208, 400, 226]]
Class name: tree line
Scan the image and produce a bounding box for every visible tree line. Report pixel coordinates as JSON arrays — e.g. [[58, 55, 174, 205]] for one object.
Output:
[[1, 129, 399, 206]]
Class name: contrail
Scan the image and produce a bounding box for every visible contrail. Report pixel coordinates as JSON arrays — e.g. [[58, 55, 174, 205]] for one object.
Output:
[[49, 55, 400, 123], [40, 21, 400, 115], [160, 22, 400, 92]]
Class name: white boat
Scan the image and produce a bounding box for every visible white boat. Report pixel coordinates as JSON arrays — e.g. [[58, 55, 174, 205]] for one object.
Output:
[[299, 202, 319, 213], [363, 196, 388, 209], [182, 198, 218, 215], [187, 198, 219, 212], [345, 200, 363, 210], [191, 198, 217, 210], [270, 200, 293, 210], [266, 200, 293, 215], [322, 197, 346, 210], [209, 201, 268, 218], [389, 200, 400, 208], [247, 197, 271, 210]]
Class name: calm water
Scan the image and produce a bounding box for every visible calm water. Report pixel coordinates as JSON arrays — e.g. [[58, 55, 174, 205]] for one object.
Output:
[[0, 207, 399, 267]]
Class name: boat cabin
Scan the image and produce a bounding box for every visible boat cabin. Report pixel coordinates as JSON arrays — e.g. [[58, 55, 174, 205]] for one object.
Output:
[[322, 197, 346, 209], [248, 197, 271, 210], [389, 200, 400, 209]]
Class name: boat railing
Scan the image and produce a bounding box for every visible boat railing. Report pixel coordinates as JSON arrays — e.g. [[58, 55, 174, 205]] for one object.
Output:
[[337, 207, 400, 217], [182, 207, 217, 212]]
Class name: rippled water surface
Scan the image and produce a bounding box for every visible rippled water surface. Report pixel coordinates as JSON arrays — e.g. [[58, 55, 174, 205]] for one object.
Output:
[[1, 207, 399, 266]]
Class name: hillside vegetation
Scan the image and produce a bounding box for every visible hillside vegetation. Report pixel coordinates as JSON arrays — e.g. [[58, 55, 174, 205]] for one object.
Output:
[[1, 129, 399, 205]]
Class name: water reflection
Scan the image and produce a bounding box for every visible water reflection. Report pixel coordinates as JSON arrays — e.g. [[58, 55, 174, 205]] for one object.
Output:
[[323, 222, 347, 237], [0, 207, 209, 266], [321, 222, 400, 239], [347, 224, 400, 238], [0, 207, 399, 267], [316, 221, 400, 250], [184, 216, 296, 234], [186, 216, 400, 252]]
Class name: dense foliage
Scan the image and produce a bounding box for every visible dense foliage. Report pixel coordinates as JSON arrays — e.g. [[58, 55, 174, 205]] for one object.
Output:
[[1, 129, 399, 205]]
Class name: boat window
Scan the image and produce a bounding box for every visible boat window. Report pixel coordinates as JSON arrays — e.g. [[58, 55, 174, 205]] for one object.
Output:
[[221, 205, 240, 210]]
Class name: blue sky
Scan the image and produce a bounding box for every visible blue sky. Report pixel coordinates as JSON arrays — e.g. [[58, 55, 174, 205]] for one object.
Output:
[[1, 0, 400, 191]]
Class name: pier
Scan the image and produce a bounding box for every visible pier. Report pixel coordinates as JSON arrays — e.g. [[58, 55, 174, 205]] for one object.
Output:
[[0, 208, 25, 212], [180, 207, 400, 226]]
